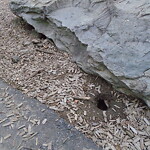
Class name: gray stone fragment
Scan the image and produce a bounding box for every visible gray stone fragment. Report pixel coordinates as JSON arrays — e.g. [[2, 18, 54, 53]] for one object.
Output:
[[11, 55, 20, 63], [22, 41, 31, 46], [10, 0, 150, 107]]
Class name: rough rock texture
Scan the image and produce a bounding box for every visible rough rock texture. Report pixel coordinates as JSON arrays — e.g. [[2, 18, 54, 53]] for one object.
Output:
[[10, 0, 150, 107]]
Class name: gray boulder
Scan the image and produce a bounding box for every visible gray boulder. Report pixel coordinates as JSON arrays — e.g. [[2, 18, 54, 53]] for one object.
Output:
[[10, 0, 150, 107]]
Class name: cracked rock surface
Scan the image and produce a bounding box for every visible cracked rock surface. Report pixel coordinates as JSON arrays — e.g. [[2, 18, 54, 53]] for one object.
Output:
[[10, 0, 150, 107]]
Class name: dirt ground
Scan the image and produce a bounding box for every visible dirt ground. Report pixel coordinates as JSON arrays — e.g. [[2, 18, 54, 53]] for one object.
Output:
[[0, 0, 150, 149], [0, 80, 100, 150]]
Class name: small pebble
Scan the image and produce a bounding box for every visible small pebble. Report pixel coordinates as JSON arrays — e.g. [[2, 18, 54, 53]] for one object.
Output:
[[22, 41, 30, 46], [11, 56, 20, 63]]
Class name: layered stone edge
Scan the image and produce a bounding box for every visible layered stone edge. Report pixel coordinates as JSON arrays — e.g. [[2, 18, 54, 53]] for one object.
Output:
[[9, 0, 150, 107]]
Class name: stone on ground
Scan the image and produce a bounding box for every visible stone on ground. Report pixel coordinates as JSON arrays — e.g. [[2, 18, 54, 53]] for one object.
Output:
[[10, 0, 150, 107]]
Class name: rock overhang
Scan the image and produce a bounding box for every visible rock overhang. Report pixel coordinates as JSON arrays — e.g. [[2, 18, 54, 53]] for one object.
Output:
[[10, 0, 150, 107]]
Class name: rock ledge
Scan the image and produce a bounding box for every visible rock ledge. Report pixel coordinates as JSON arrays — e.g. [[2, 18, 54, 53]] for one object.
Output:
[[10, 0, 150, 107]]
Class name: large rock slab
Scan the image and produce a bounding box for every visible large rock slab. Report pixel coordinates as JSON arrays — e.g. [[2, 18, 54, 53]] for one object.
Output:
[[10, 0, 150, 107]]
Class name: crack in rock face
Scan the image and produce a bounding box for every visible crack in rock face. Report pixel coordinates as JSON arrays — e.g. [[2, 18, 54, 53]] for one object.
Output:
[[10, 0, 150, 107]]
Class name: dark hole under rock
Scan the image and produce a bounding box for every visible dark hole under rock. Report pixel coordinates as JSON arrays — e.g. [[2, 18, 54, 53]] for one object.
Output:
[[97, 98, 108, 111]]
